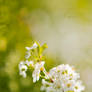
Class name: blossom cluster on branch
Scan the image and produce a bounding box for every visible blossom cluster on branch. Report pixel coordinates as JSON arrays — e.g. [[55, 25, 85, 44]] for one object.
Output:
[[19, 42, 85, 92]]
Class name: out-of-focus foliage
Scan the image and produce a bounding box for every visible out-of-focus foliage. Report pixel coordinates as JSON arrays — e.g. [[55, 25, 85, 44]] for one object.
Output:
[[0, 1, 32, 92], [0, 0, 59, 92], [0, 0, 92, 92]]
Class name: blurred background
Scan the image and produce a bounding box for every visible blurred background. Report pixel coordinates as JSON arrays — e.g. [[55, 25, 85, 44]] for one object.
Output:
[[0, 0, 92, 92]]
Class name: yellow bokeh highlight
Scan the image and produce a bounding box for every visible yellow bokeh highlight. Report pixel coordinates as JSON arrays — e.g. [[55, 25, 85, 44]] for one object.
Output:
[[0, 37, 7, 51]]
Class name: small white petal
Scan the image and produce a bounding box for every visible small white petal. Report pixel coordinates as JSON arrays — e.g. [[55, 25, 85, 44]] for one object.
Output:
[[37, 75, 40, 81], [32, 42, 38, 49], [19, 61, 24, 67], [19, 71, 27, 78], [25, 51, 31, 59], [22, 72, 27, 78], [33, 77, 36, 83], [25, 47, 31, 50]]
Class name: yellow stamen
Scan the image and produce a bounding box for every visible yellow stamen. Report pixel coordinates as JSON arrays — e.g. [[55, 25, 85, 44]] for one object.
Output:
[[40, 67, 44, 71]]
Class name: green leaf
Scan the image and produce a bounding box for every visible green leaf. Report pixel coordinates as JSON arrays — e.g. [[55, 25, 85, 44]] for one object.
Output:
[[40, 43, 48, 55]]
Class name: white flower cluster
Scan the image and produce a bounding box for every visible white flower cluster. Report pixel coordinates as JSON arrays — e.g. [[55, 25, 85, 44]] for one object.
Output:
[[18, 42, 85, 92], [19, 60, 45, 82], [19, 42, 46, 83], [41, 64, 85, 92]]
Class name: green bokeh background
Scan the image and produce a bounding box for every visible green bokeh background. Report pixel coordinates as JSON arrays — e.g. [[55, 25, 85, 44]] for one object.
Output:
[[0, 0, 92, 92]]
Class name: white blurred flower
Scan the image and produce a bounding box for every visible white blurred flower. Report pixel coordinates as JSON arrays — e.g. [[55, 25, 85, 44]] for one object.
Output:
[[25, 42, 38, 59], [49, 64, 80, 81], [25, 42, 38, 50], [32, 61, 45, 83], [19, 61, 28, 78], [19, 71, 27, 78], [25, 60, 34, 67], [41, 79, 52, 91], [25, 51, 31, 59], [74, 81, 85, 92], [31, 42, 38, 49], [63, 80, 75, 92], [41, 79, 63, 92], [41, 64, 85, 92]]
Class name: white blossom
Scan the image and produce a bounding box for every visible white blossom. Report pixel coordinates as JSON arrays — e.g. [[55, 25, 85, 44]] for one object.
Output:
[[25, 42, 38, 59], [41, 64, 85, 92], [31, 42, 38, 49], [74, 81, 85, 92], [32, 61, 45, 83], [19, 61, 27, 78], [25, 60, 34, 67], [25, 51, 31, 59]]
